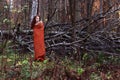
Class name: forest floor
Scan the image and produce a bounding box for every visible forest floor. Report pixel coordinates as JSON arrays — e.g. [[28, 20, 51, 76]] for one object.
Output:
[[0, 51, 120, 80]]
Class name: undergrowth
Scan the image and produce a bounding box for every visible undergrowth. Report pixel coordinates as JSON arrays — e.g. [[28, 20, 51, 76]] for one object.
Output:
[[0, 43, 119, 80]]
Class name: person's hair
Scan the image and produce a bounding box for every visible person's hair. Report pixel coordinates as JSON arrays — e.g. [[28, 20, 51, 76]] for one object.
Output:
[[31, 15, 41, 29]]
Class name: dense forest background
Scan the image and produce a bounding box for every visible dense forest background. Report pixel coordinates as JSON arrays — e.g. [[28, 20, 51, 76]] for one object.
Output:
[[0, 0, 120, 80]]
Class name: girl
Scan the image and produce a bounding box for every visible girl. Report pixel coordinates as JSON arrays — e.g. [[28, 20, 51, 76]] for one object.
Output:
[[31, 15, 46, 61]]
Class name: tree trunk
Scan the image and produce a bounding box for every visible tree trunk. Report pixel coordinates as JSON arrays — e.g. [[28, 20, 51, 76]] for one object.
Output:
[[86, 0, 94, 18], [86, 0, 94, 33], [31, 0, 38, 21], [37, 0, 40, 15], [9, 0, 13, 11], [69, 0, 76, 41], [100, 0, 103, 17]]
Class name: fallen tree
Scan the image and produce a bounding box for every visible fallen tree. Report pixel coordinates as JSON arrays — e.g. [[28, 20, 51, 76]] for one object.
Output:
[[0, 6, 120, 56]]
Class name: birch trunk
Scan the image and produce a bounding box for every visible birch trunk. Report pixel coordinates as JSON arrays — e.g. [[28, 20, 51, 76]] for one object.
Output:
[[9, 0, 13, 11], [31, 0, 38, 21]]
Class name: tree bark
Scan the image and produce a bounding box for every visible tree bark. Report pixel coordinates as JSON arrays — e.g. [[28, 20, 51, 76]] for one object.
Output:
[[31, 0, 38, 21], [69, 0, 76, 41]]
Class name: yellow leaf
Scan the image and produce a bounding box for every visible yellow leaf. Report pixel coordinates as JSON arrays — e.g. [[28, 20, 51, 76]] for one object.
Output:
[[16, 61, 22, 66], [7, 58, 12, 62]]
